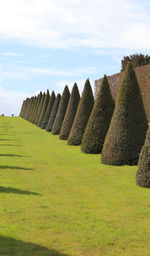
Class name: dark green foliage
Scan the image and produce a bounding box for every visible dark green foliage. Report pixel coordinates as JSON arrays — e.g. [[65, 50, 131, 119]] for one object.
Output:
[[81, 75, 114, 153], [32, 92, 42, 124], [41, 91, 56, 129], [136, 126, 150, 188], [121, 53, 150, 71], [102, 62, 148, 166], [52, 86, 70, 134], [38, 90, 50, 127], [68, 79, 94, 145], [28, 96, 37, 122], [34, 92, 45, 125], [46, 94, 61, 132], [26, 97, 34, 120], [59, 83, 80, 140], [19, 100, 25, 117]]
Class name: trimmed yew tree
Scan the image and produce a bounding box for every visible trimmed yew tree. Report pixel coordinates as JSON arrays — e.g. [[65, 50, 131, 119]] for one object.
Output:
[[32, 92, 42, 124], [35, 92, 46, 125], [38, 90, 50, 127], [136, 126, 150, 188], [59, 83, 80, 140], [52, 86, 70, 134], [29, 96, 37, 122], [81, 75, 114, 153], [102, 62, 148, 166], [68, 79, 94, 145], [41, 91, 56, 129], [46, 94, 61, 132]]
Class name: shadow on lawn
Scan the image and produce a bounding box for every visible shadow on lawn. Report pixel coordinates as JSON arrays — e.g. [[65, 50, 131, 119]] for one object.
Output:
[[0, 235, 69, 256], [0, 186, 40, 196], [0, 154, 23, 157], [0, 166, 33, 170], [0, 144, 22, 146], [0, 139, 13, 141]]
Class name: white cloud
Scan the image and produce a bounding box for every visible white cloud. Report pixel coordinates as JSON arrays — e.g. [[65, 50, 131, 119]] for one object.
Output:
[[0, 86, 28, 116], [0, 52, 23, 56], [0, 0, 149, 49]]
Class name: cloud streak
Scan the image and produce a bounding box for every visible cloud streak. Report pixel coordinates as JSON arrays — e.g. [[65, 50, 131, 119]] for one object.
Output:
[[0, 0, 149, 49]]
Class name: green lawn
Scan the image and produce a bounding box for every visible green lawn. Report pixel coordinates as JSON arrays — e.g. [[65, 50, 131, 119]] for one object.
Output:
[[0, 117, 149, 256]]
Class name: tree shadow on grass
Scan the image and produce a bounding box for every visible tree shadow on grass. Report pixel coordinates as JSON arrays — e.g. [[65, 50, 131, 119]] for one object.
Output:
[[0, 166, 33, 170], [0, 154, 23, 157], [0, 144, 22, 146], [0, 235, 69, 256], [0, 186, 40, 196], [0, 139, 13, 141]]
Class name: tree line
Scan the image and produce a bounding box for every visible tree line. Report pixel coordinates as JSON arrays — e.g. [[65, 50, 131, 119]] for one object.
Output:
[[20, 62, 150, 188]]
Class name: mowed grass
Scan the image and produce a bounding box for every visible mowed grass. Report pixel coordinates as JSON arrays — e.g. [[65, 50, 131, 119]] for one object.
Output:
[[0, 117, 149, 256]]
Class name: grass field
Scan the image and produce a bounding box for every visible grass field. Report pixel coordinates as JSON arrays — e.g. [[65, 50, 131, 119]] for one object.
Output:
[[0, 117, 149, 256]]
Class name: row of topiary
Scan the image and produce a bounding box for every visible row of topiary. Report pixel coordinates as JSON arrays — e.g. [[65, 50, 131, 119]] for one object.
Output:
[[20, 62, 150, 188]]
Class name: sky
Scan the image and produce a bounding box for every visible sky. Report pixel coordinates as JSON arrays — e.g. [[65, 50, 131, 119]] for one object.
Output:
[[0, 0, 150, 115]]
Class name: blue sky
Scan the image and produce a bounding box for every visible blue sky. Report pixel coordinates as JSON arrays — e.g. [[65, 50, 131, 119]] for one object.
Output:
[[0, 0, 150, 115]]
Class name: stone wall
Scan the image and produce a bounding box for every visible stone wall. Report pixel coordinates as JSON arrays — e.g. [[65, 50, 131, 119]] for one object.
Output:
[[95, 64, 150, 121]]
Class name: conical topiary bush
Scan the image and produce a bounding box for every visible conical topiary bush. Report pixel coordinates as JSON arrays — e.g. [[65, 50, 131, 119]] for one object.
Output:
[[102, 62, 148, 166], [52, 86, 70, 134], [38, 90, 50, 127], [81, 75, 115, 153], [68, 79, 94, 145], [41, 91, 56, 129], [32, 92, 43, 124], [29, 96, 37, 122], [46, 94, 61, 132], [59, 83, 80, 140], [136, 126, 150, 188], [35, 92, 45, 125]]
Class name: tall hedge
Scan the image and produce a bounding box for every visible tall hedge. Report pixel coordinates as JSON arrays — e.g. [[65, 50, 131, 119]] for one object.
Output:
[[59, 83, 80, 140], [41, 91, 56, 129], [38, 90, 50, 127], [136, 126, 150, 187], [52, 86, 70, 134], [46, 94, 61, 132], [68, 79, 94, 145], [81, 75, 114, 153], [34, 92, 45, 125], [102, 62, 148, 166]]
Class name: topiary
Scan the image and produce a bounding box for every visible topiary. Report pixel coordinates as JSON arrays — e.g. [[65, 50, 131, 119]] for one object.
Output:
[[68, 79, 94, 145], [102, 62, 148, 165], [81, 75, 114, 153], [136, 126, 150, 187], [34, 92, 46, 125], [59, 83, 80, 140], [38, 90, 50, 127], [46, 94, 61, 132], [52, 86, 70, 134], [41, 91, 56, 129]]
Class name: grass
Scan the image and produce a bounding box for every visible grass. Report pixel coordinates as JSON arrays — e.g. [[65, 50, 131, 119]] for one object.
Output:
[[0, 116, 149, 256]]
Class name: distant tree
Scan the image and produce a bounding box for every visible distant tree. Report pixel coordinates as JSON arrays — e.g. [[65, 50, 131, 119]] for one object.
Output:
[[68, 79, 94, 145], [59, 83, 80, 140], [136, 126, 150, 188], [41, 91, 56, 129], [81, 75, 114, 153], [102, 62, 148, 166], [46, 94, 61, 132], [121, 53, 150, 71], [52, 86, 70, 134]]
